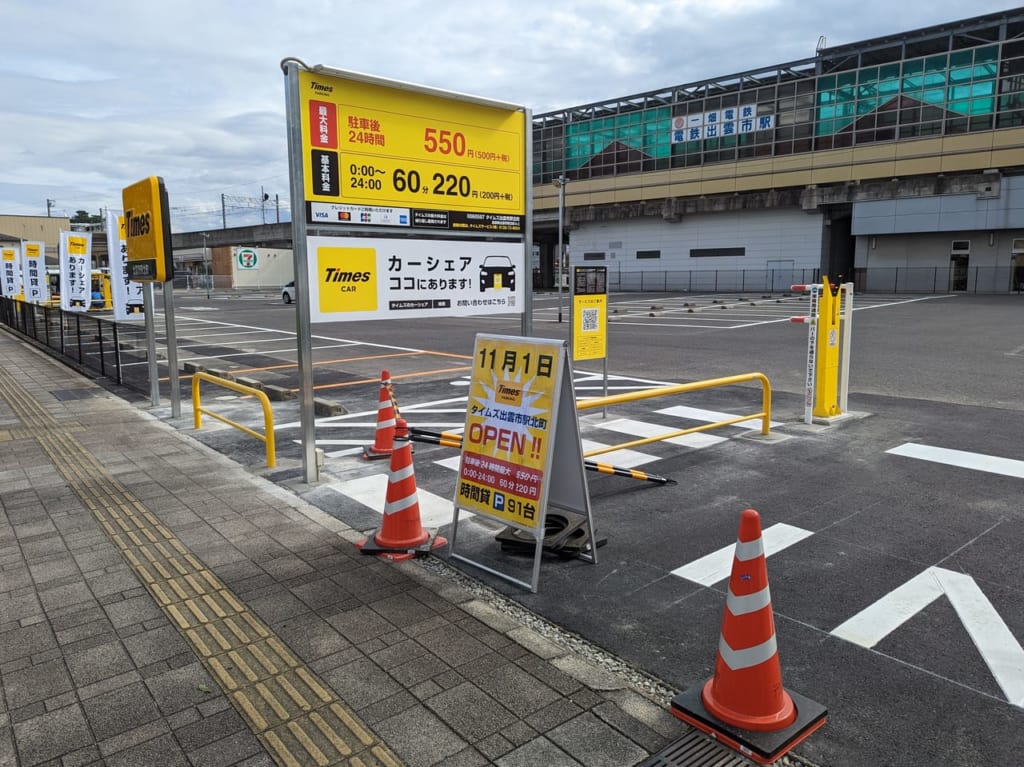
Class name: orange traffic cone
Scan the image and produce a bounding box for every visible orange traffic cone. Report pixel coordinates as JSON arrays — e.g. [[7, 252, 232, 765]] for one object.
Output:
[[363, 370, 397, 460], [356, 441, 447, 561], [670, 509, 826, 764]]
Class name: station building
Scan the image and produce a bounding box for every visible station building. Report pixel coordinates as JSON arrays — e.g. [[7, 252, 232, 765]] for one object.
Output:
[[530, 8, 1024, 293]]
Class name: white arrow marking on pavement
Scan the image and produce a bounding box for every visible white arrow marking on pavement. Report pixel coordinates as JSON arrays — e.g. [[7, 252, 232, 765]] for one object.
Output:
[[831, 566, 1024, 707], [670, 523, 813, 586], [887, 443, 1024, 479]]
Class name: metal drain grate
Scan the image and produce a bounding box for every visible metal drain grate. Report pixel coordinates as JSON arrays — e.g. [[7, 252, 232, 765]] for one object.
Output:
[[50, 388, 101, 400], [639, 730, 755, 767]]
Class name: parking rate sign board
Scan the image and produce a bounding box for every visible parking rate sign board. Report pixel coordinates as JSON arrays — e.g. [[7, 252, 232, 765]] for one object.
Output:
[[298, 69, 525, 232]]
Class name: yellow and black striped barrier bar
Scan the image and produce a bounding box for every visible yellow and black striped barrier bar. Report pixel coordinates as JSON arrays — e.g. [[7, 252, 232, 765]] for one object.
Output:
[[585, 461, 677, 485], [408, 427, 676, 486]]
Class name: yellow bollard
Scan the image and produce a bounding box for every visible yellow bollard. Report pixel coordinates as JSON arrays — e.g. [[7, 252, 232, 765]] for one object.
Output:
[[812, 277, 842, 418]]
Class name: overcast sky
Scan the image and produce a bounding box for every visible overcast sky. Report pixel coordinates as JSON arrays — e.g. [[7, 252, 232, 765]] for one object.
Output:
[[1, 1, 1019, 232]]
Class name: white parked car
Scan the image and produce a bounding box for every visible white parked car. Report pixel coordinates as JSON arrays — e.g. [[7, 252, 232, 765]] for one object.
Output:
[[282, 281, 295, 304]]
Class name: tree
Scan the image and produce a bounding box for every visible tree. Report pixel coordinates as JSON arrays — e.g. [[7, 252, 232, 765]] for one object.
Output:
[[71, 210, 102, 224]]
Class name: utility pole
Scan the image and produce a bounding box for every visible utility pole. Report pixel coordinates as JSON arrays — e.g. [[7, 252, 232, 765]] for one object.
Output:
[[553, 175, 568, 323], [46, 199, 55, 217], [275, 194, 280, 223], [201, 232, 211, 299], [221, 194, 227, 229]]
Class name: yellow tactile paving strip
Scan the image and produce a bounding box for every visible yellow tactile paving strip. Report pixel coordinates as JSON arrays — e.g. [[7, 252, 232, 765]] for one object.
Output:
[[0, 369, 404, 767]]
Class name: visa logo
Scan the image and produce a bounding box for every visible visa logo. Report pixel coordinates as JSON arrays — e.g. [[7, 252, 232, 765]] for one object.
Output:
[[313, 211, 329, 219]]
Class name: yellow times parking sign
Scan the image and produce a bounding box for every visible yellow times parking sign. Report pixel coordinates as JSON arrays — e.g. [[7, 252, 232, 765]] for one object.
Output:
[[121, 176, 174, 283], [298, 70, 525, 217]]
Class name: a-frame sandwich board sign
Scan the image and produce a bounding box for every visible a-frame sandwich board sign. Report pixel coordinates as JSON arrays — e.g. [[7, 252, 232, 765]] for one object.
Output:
[[448, 333, 596, 592]]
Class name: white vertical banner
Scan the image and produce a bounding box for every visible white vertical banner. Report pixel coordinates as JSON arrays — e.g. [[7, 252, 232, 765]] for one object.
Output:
[[107, 211, 144, 320], [59, 231, 92, 312], [1, 245, 21, 298], [22, 242, 48, 304]]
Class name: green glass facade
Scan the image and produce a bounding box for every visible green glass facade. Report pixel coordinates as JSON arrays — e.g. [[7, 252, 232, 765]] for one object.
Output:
[[533, 12, 1024, 185]]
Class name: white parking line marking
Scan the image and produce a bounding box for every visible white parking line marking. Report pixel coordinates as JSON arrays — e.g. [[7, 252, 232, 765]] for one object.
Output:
[[887, 443, 1024, 479], [596, 418, 727, 449], [328, 474, 453, 528], [671, 523, 814, 586], [656, 405, 783, 430], [580, 439, 658, 467]]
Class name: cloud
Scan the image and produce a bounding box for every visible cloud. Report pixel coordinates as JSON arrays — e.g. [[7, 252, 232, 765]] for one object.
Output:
[[0, 0, 1017, 228]]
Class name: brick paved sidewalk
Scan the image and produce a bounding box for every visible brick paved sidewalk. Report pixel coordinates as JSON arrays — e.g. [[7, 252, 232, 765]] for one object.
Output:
[[0, 332, 696, 767]]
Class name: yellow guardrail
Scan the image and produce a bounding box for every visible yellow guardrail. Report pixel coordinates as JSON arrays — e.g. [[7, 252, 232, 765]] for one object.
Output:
[[575, 372, 772, 458], [191, 372, 276, 467]]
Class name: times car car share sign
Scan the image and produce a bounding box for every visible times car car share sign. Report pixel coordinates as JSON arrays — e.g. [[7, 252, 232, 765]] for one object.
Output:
[[305, 236, 523, 322]]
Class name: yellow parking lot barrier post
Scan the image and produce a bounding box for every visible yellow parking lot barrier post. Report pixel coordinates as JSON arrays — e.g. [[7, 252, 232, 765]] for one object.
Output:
[[192, 372, 276, 468]]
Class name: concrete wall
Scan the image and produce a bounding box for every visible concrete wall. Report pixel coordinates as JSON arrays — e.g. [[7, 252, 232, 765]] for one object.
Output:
[[0, 216, 72, 255], [852, 176, 1024, 235], [231, 247, 293, 288], [568, 207, 824, 275]]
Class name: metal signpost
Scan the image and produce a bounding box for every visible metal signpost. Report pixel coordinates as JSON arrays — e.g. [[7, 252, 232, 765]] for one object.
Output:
[[122, 176, 178, 417], [281, 59, 532, 483]]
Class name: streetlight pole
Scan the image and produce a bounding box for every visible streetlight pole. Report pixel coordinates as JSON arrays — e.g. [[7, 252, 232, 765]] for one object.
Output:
[[554, 175, 567, 323], [201, 232, 210, 299]]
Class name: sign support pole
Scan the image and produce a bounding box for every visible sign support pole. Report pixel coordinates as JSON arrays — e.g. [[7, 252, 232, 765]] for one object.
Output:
[[283, 59, 318, 484], [522, 111, 533, 337], [839, 282, 853, 413], [143, 283, 159, 407], [162, 282, 180, 418]]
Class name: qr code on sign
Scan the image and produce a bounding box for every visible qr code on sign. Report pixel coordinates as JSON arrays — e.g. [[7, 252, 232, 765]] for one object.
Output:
[[581, 308, 599, 332], [508, 295, 516, 307]]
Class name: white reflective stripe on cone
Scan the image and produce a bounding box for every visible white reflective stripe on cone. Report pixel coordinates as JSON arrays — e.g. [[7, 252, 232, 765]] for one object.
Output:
[[726, 586, 772, 616], [718, 634, 778, 671], [734, 537, 765, 562]]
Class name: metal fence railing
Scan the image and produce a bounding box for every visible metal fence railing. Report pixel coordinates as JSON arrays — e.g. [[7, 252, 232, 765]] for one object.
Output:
[[852, 266, 1024, 294], [0, 297, 153, 393], [603, 266, 1024, 294], [608, 268, 821, 293]]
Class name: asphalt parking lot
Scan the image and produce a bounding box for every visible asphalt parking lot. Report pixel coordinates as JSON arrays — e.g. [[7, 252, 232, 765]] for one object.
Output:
[[120, 290, 1024, 765]]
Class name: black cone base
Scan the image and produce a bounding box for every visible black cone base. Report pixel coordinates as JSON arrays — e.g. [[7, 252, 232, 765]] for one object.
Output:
[[670, 683, 826, 765]]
